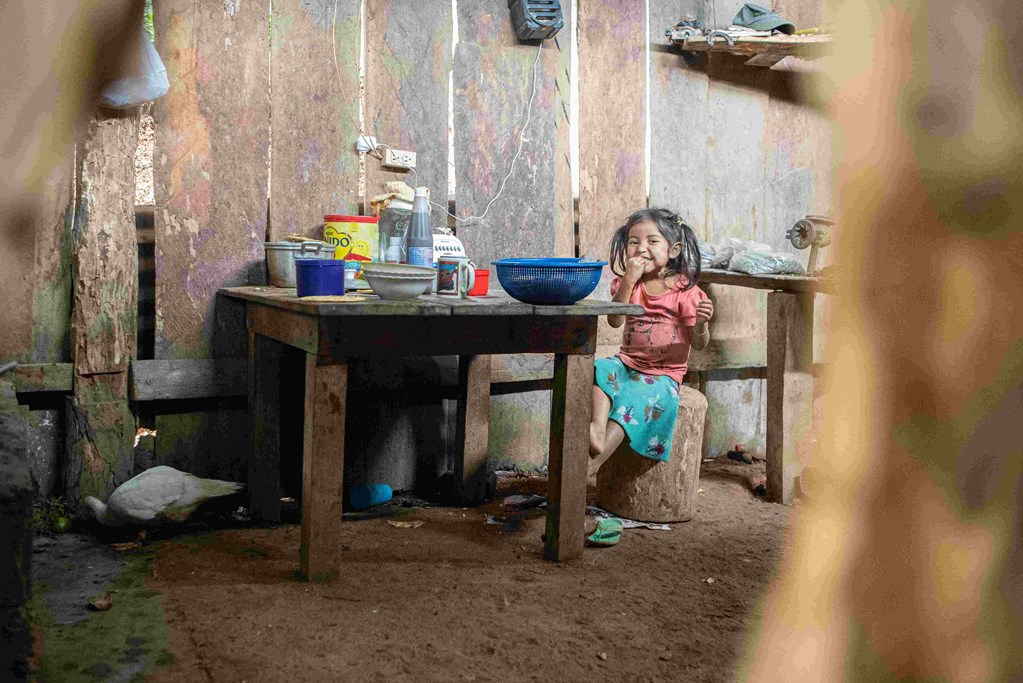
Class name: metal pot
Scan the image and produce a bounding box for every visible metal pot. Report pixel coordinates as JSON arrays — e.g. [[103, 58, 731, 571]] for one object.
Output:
[[264, 241, 335, 287]]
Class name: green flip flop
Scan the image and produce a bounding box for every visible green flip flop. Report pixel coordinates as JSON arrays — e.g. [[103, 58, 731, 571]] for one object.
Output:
[[586, 518, 623, 547]]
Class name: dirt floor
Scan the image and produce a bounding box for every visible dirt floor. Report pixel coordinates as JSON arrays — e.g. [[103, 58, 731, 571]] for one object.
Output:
[[28, 458, 790, 682]]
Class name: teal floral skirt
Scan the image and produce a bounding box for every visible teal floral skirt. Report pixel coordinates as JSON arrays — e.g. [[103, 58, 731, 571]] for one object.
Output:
[[594, 356, 680, 461]]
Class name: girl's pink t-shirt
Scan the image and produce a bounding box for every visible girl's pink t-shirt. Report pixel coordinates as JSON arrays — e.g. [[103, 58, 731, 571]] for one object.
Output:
[[611, 276, 708, 385]]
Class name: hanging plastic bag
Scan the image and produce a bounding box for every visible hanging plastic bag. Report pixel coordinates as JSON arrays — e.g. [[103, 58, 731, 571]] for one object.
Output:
[[99, 21, 170, 109]]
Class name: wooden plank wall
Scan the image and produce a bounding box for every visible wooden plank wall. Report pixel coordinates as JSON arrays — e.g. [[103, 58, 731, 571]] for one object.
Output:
[[270, 0, 361, 237], [14, 1, 834, 498], [64, 111, 140, 509], [649, 0, 832, 458], [454, 0, 569, 265], [453, 0, 574, 469], [365, 0, 452, 215], [153, 1, 270, 480], [578, 0, 647, 351]]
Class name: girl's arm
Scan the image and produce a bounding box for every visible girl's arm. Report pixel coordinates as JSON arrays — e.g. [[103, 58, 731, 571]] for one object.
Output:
[[608, 277, 637, 328], [690, 298, 714, 350], [608, 257, 647, 328]]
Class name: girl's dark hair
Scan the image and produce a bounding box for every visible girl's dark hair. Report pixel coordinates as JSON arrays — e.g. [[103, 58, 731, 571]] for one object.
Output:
[[609, 208, 701, 290]]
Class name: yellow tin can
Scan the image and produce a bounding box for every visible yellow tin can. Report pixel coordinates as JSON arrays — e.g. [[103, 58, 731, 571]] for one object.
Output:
[[323, 215, 379, 286]]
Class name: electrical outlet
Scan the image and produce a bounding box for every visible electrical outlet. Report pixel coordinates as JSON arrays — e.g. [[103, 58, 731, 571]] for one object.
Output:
[[382, 148, 416, 170]]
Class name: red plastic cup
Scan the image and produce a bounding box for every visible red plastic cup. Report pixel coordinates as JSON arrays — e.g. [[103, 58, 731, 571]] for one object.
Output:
[[468, 268, 490, 296]]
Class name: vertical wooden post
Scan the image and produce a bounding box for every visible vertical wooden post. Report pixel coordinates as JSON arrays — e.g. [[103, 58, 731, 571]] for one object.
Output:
[[65, 109, 139, 509], [248, 329, 283, 522], [454, 354, 492, 504], [766, 291, 814, 503], [300, 356, 347, 581], [544, 352, 593, 561]]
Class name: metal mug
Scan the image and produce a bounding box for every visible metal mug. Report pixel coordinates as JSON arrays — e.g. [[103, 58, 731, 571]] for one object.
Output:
[[436, 256, 475, 298]]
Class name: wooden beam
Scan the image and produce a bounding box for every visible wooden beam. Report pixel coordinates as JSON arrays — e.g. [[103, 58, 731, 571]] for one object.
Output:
[[454, 354, 492, 504], [65, 108, 139, 510], [130, 359, 247, 401], [766, 291, 814, 503], [300, 357, 347, 581], [688, 337, 767, 371], [11, 364, 73, 393], [699, 268, 834, 294], [248, 334, 283, 522], [544, 352, 592, 561]]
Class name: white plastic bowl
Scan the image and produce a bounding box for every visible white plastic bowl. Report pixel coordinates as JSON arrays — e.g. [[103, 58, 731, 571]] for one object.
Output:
[[362, 263, 435, 300]]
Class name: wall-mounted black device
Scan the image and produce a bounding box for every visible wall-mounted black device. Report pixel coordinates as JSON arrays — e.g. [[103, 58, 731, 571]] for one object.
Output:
[[509, 0, 564, 41]]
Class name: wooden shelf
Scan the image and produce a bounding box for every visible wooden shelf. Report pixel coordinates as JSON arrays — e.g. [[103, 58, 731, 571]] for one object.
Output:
[[660, 33, 833, 67], [698, 268, 835, 295]]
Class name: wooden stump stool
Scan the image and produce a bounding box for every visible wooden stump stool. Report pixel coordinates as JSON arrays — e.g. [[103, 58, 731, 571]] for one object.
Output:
[[596, 385, 707, 523]]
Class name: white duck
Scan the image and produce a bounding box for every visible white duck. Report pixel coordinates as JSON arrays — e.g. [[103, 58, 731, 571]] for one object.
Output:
[[84, 466, 244, 526]]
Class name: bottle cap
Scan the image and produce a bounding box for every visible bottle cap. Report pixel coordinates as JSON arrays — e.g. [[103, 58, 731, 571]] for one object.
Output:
[[414, 186, 428, 198]]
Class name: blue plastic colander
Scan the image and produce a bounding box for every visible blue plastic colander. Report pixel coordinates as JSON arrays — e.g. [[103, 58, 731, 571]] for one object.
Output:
[[492, 258, 607, 305]]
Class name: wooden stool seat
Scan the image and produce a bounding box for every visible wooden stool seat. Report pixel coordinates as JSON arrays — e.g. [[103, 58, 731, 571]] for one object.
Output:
[[595, 385, 707, 523]]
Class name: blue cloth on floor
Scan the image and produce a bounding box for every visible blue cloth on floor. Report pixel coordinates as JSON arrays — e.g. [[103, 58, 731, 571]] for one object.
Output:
[[594, 356, 680, 461]]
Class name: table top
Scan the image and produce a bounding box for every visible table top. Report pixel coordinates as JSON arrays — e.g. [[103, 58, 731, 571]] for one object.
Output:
[[221, 286, 643, 318], [698, 268, 835, 295]]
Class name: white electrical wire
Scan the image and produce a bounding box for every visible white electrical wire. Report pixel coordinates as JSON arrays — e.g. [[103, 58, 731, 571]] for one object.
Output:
[[333, 0, 381, 158], [447, 40, 544, 226]]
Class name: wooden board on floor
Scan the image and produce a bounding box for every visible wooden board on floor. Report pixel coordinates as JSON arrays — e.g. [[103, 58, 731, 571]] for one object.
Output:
[[453, 0, 562, 269], [270, 0, 361, 239], [364, 0, 452, 215], [577, 0, 646, 349]]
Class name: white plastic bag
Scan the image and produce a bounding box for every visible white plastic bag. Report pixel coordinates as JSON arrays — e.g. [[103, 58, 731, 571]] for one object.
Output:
[[728, 250, 805, 275], [99, 22, 169, 109], [707, 237, 770, 269]]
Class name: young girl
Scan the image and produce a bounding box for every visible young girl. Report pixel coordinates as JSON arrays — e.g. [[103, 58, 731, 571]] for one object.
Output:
[[589, 208, 714, 476]]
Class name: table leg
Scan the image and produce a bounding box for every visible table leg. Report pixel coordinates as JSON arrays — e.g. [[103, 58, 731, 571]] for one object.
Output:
[[766, 292, 814, 503], [544, 352, 593, 561], [455, 354, 491, 504], [248, 329, 282, 522], [300, 355, 347, 581]]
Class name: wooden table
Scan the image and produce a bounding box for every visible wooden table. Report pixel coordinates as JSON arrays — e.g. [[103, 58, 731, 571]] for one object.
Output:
[[221, 286, 640, 580], [698, 269, 833, 503]]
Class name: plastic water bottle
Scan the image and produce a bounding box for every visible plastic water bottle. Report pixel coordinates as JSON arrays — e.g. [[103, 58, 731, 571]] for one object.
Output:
[[384, 236, 405, 263], [407, 187, 433, 269], [349, 483, 393, 510]]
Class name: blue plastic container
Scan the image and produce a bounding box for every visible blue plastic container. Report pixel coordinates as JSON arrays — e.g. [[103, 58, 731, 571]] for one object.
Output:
[[295, 258, 346, 297], [492, 258, 607, 305], [349, 483, 392, 510]]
